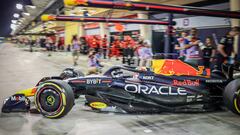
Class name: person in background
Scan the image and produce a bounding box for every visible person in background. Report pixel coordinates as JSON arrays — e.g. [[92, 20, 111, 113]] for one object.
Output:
[[138, 41, 153, 67], [91, 36, 100, 53], [137, 36, 144, 45], [127, 36, 136, 66], [30, 38, 35, 52], [109, 36, 121, 60], [201, 37, 216, 68], [24, 37, 29, 46], [80, 36, 88, 54], [101, 35, 108, 59], [184, 28, 203, 65], [59, 37, 65, 51], [87, 51, 102, 75], [175, 31, 189, 60], [55, 36, 60, 51], [135, 36, 145, 66], [216, 27, 240, 69], [72, 35, 80, 66], [88, 51, 98, 75], [46, 36, 54, 56], [55, 36, 64, 51], [40, 37, 46, 48], [67, 44, 71, 52], [96, 49, 104, 67], [121, 36, 129, 64]]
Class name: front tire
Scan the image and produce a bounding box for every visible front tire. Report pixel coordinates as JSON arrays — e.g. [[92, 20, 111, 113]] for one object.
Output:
[[223, 79, 240, 115], [34, 80, 74, 118]]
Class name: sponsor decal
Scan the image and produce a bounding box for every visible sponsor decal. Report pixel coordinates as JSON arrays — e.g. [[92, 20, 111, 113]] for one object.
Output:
[[173, 79, 200, 86], [101, 80, 112, 83], [205, 80, 224, 83], [186, 95, 203, 102], [11, 95, 25, 101], [71, 80, 86, 83], [151, 60, 211, 77], [142, 76, 154, 80], [124, 84, 187, 96], [90, 102, 107, 109], [72, 78, 111, 85], [86, 79, 102, 84]]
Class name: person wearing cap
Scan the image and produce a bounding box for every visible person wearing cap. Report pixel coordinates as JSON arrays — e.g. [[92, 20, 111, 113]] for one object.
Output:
[[216, 27, 240, 69]]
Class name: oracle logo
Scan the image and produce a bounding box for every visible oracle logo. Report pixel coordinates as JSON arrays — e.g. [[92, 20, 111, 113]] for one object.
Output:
[[124, 84, 187, 96]]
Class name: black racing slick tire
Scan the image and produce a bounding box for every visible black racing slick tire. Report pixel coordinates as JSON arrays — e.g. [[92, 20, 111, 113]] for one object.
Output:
[[223, 79, 240, 115], [34, 80, 74, 118]]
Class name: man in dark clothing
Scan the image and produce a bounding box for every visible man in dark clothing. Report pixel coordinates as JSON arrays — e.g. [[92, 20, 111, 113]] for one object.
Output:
[[201, 37, 216, 68], [216, 27, 239, 69]]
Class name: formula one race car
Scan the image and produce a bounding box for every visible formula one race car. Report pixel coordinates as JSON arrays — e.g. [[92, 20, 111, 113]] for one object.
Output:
[[2, 59, 240, 119]]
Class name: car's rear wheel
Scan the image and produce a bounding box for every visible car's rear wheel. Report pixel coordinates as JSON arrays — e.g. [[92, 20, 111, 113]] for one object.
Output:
[[34, 80, 74, 118], [223, 79, 240, 115]]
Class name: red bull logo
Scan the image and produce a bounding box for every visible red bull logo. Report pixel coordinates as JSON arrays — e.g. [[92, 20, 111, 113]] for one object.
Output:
[[152, 59, 210, 77], [173, 79, 200, 86]]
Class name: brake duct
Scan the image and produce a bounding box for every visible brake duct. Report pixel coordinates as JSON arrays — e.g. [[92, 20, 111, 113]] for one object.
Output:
[[64, 0, 240, 19]]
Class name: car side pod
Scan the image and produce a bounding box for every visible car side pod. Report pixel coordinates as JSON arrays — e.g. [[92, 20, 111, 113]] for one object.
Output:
[[2, 94, 30, 113]]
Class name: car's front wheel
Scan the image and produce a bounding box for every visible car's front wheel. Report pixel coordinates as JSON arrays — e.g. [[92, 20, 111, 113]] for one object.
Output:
[[223, 79, 240, 115], [34, 80, 74, 118]]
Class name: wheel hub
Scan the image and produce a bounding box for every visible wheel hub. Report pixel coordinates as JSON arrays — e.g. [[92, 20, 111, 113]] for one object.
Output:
[[39, 88, 61, 112], [46, 95, 55, 106]]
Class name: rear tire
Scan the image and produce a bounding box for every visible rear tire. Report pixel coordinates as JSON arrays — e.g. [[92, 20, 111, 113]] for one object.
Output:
[[34, 80, 74, 118], [223, 79, 240, 115]]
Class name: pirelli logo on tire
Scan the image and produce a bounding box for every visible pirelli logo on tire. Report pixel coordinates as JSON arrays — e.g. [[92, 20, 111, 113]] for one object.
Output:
[[90, 102, 107, 109]]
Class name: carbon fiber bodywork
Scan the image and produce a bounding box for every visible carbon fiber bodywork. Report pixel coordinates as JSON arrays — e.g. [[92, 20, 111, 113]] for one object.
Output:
[[2, 63, 238, 115], [65, 66, 229, 113]]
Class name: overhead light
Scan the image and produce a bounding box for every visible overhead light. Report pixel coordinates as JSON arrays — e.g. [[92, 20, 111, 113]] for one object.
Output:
[[16, 4, 23, 10], [10, 24, 17, 30], [89, 10, 96, 14], [19, 18, 25, 22], [70, 13, 76, 16], [81, 9, 87, 12], [23, 12, 30, 16], [11, 20, 17, 24], [27, 5, 36, 9], [13, 13, 20, 18]]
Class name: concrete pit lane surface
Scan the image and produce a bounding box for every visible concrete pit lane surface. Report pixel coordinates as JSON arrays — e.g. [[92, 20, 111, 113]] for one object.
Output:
[[0, 43, 240, 135]]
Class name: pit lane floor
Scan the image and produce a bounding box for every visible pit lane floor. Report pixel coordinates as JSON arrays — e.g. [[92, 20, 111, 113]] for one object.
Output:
[[0, 43, 240, 135]]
